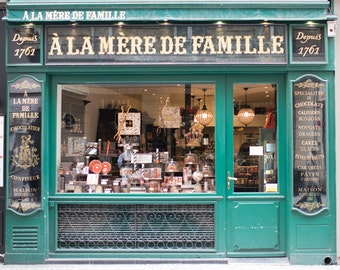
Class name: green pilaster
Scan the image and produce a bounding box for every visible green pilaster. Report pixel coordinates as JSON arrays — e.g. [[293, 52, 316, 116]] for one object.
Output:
[[5, 73, 48, 264], [287, 72, 336, 265]]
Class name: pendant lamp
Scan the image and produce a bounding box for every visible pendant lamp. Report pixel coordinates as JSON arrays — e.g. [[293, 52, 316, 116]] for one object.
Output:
[[195, 88, 214, 126], [237, 87, 255, 126]]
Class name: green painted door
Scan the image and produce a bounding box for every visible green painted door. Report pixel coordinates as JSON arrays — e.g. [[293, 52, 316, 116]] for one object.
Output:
[[226, 74, 287, 257]]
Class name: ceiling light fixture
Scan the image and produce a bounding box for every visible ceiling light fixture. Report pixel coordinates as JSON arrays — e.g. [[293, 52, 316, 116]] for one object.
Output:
[[195, 88, 214, 126], [237, 87, 255, 126]]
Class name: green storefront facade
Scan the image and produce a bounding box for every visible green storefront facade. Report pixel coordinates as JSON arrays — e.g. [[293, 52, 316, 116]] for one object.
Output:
[[3, 0, 337, 265]]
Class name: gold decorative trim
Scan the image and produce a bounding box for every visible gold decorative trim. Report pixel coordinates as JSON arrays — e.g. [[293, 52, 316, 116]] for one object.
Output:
[[11, 79, 41, 90], [295, 201, 326, 213], [294, 79, 325, 89]]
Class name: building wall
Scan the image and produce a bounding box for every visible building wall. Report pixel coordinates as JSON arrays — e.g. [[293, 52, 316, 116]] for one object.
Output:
[[0, 6, 7, 256], [335, 0, 340, 262], [2, 1, 337, 264]]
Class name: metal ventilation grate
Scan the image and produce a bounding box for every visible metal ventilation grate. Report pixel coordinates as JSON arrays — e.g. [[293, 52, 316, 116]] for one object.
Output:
[[57, 204, 215, 250], [12, 226, 39, 250]]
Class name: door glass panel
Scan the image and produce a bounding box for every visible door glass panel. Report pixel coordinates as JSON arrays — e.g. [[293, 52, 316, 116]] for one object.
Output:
[[233, 84, 277, 192], [56, 83, 216, 194]]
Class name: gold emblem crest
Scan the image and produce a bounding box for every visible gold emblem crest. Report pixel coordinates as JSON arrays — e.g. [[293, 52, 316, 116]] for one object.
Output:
[[11, 135, 40, 169]]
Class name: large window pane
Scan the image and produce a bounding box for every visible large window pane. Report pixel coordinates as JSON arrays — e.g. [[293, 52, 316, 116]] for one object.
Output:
[[233, 84, 277, 192], [57, 83, 215, 194]]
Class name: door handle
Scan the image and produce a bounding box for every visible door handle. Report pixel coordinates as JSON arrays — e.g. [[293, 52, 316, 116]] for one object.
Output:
[[227, 172, 237, 189]]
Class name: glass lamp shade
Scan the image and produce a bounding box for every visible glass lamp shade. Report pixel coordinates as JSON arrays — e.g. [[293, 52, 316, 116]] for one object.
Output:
[[237, 108, 255, 126], [195, 108, 214, 126]]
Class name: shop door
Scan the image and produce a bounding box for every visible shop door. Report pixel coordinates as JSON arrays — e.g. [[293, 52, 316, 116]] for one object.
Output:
[[226, 75, 287, 257]]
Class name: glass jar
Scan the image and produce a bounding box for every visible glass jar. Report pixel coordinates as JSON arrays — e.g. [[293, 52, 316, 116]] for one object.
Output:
[[202, 164, 214, 177], [184, 151, 199, 165], [165, 159, 178, 172], [192, 165, 203, 183]]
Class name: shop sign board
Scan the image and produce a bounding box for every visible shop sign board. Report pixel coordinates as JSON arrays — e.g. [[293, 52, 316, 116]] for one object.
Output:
[[291, 26, 326, 63], [292, 74, 326, 214], [7, 26, 42, 65], [5, 5, 333, 23], [7, 25, 328, 66], [8, 76, 42, 214], [45, 24, 287, 65]]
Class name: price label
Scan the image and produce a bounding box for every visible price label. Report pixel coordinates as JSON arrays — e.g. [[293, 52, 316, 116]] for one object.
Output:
[[8, 27, 41, 65]]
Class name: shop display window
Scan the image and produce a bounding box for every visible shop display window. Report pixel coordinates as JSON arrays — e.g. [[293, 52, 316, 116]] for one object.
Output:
[[56, 83, 215, 194], [233, 84, 277, 192]]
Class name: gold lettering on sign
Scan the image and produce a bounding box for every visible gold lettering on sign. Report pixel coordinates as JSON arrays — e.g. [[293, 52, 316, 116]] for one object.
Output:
[[293, 76, 326, 213], [13, 187, 38, 197], [295, 30, 322, 58], [48, 34, 286, 56], [12, 33, 38, 45], [22, 10, 126, 21], [9, 77, 42, 214], [11, 175, 40, 181], [11, 112, 39, 119], [10, 125, 41, 132], [49, 35, 63, 55], [98, 36, 116, 55], [174, 36, 187, 55], [296, 31, 322, 43], [11, 86, 41, 118]]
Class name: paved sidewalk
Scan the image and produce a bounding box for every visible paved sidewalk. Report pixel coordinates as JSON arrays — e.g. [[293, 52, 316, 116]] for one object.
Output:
[[1, 263, 340, 270], [1, 259, 340, 270]]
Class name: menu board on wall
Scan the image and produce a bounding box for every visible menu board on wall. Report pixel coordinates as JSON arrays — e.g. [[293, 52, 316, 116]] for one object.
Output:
[[293, 75, 326, 214], [8, 76, 42, 214]]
